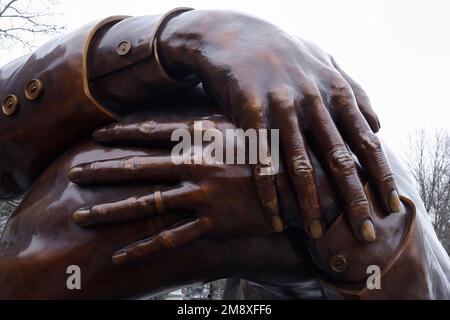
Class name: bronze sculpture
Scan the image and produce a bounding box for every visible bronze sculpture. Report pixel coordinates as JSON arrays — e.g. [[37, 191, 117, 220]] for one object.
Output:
[[0, 8, 449, 299]]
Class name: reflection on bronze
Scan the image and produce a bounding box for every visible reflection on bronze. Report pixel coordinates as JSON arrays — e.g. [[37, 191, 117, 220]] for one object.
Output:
[[360, 219, 376, 242], [0, 8, 449, 300], [2, 94, 19, 116], [154, 189, 165, 214], [0, 113, 447, 299], [24, 79, 43, 101]]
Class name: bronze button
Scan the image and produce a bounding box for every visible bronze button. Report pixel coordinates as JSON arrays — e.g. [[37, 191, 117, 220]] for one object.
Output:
[[330, 254, 347, 273], [2, 94, 19, 116], [117, 40, 131, 56], [25, 79, 43, 101]]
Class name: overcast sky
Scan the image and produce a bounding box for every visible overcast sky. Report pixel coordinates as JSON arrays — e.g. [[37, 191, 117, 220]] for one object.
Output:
[[1, 0, 449, 151]]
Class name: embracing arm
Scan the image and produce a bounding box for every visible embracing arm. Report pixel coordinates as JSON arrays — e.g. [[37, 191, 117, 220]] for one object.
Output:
[[67, 115, 449, 299], [1, 9, 399, 240], [0, 121, 445, 299], [0, 139, 309, 299], [0, 8, 197, 199]]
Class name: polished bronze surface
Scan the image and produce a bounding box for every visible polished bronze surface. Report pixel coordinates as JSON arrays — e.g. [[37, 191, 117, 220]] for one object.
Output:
[[0, 134, 309, 298], [0, 8, 448, 300], [153, 189, 165, 214], [0, 9, 194, 199], [0, 19, 116, 199], [156, 9, 401, 241], [0, 8, 400, 235], [64, 114, 431, 299], [0, 113, 446, 299]]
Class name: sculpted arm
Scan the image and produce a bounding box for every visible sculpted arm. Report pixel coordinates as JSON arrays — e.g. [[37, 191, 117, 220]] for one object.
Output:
[[0, 113, 447, 299], [0, 138, 310, 299], [1, 9, 399, 243], [68, 115, 449, 299]]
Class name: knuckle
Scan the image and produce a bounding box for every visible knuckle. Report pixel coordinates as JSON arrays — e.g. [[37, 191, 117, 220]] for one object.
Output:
[[301, 83, 321, 103], [83, 161, 97, 174], [299, 86, 324, 112], [107, 123, 122, 136], [381, 172, 395, 185], [349, 198, 370, 213], [77, 161, 98, 179], [291, 155, 313, 179], [138, 121, 158, 134], [92, 204, 108, 217], [105, 123, 117, 133], [329, 79, 354, 107], [268, 85, 296, 107], [158, 231, 174, 249], [329, 147, 355, 175], [242, 93, 264, 113], [360, 134, 381, 152], [329, 77, 351, 97], [121, 157, 136, 171], [135, 196, 152, 209]]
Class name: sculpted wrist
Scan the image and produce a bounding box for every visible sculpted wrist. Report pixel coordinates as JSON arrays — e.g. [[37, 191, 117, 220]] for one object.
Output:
[[157, 10, 247, 77], [153, 8, 201, 84], [85, 8, 200, 117], [0, 8, 203, 198]]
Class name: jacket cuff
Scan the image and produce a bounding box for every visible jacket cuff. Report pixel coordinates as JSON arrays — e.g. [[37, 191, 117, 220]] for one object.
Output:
[[308, 185, 417, 299], [85, 8, 200, 118]]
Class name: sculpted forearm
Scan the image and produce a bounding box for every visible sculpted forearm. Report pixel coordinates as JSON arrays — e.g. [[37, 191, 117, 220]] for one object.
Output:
[[0, 139, 305, 299], [0, 9, 199, 199]]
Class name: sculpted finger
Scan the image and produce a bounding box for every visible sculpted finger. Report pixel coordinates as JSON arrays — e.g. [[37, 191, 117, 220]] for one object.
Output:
[[93, 120, 218, 145], [302, 87, 375, 242], [270, 91, 323, 238], [238, 96, 283, 232], [112, 218, 214, 265], [331, 56, 380, 132], [68, 156, 188, 185], [73, 183, 199, 226], [329, 81, 400, 214]]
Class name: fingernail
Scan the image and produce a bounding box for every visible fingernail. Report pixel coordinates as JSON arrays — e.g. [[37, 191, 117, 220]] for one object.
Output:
[[73, 209, 90, 225], [360, 219, 376, 242], [389, 190, 401, 213], [308, 218, 324, 239], [68, 166, 82, 182], [112, 252, 128, 265], [271, 215, 284, 233]]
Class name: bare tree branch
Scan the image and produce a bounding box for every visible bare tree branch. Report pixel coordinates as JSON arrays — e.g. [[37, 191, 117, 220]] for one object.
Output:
[[403, 128, 450, 254], [0, 0, 64, 50], [0, 0, 19, 17]]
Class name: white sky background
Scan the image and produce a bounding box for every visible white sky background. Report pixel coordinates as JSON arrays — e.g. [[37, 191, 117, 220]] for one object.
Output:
[[1, 0, 449, 152]]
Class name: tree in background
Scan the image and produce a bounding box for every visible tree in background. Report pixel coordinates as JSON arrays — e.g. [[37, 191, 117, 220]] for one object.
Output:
[[0, 0, 64, 49], [403, 129, 450, 254]]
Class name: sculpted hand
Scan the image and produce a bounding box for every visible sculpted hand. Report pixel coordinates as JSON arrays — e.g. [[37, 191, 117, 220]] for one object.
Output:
[[156, 10, 400, 241], [68, 118, 277, 265]]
